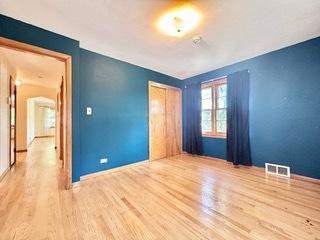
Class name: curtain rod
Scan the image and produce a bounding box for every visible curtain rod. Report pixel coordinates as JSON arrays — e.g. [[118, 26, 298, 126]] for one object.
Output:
[[185, 69, 249, 88], [184, 75, 227, 88]]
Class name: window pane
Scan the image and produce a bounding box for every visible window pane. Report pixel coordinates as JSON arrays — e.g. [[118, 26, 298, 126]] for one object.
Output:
[[201, 110, 212, 132], [216, 109, 226, 121], [201, 87, 212, 99], [217, 96, 226, 108], [217, 84, 227, 97], [202, 110, 211, 121], [201, 99, 212, 110], [202, 120, 212, 132], [216, 120, 226, 133]]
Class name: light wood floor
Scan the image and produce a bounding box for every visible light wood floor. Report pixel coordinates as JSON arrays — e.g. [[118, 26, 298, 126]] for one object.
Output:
[[0, 138, 320, 240]]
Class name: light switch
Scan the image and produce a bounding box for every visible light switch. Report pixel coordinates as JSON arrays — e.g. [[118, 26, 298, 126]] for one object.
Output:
[[86, 107, 92, 115]]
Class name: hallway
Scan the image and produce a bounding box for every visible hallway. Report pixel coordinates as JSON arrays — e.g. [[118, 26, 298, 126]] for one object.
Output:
[[0, 137, 66, 239]]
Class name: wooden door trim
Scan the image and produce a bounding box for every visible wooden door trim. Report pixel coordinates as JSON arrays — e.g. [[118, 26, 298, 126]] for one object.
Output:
[[149, 81, 181, 91], [0, 37, 73, 189], [148, 81, 182, 161]]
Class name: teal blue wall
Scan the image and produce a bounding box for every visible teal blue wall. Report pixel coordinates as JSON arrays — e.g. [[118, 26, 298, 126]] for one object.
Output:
[[0, 15, 82, 182], [79, 49, 181, 176], [183, 37, 320, 179]]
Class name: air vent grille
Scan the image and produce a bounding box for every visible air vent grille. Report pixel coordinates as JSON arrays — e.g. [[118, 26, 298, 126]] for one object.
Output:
[[265, 163, 290, 177], [266, 164, 277, 174]]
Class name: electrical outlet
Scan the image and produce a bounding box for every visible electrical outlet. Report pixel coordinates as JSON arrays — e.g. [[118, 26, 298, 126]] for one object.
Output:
[[100, 158, 108, 164]]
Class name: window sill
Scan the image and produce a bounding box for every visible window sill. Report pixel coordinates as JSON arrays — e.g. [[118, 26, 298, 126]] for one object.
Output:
[[202, 134, 226, 139]]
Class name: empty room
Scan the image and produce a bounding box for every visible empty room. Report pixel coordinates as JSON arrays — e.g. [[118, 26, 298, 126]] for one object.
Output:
[[0, 1, 319, 239]]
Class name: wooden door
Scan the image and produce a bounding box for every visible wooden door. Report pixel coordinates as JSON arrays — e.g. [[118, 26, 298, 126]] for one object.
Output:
[[149, 82, 182, 161], [166, 88, 182, 157], [59, 78, 64, 164], [9, 76, 16, 166], [149, 86, 167, 160]]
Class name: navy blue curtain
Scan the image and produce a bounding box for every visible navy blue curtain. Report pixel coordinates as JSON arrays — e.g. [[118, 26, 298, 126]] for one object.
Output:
[[227, 70, 251, 166], [185, 83, 203, 155]]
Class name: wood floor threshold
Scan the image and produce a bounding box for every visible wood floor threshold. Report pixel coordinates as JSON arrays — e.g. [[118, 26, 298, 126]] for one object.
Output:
[[35, 135, 55, 138], [15, 149, 27, 153]]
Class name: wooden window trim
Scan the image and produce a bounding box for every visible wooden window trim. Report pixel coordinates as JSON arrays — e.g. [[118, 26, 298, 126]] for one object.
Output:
[[201, 78, 227, 139]]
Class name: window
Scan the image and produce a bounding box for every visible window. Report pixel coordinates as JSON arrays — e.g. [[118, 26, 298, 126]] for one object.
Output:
[[45, 107, 55, 128], [201, 78, 227, 138]]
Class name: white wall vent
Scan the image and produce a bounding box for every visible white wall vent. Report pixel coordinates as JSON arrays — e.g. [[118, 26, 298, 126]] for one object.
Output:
[[265, 163, 290, 177]]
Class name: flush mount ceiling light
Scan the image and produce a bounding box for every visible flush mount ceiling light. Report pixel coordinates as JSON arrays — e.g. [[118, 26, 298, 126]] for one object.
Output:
[[157, 5, 202, 38]]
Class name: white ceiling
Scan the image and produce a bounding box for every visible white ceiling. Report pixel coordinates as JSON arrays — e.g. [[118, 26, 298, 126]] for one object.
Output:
[[0, 46, 64, 89], [1, 0, 320, 79]]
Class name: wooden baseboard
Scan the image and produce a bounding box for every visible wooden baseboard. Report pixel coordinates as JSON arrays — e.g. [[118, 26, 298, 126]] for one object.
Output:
[[80, 160, 149, 181], [16, 149, 27, 153], [0, 167, 10, 182], [183, 153, 320, 184]]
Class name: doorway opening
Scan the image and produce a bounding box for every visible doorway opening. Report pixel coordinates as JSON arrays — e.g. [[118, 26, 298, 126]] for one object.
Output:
[[0, 37, 72, 189], [27, 97, 56, 146]]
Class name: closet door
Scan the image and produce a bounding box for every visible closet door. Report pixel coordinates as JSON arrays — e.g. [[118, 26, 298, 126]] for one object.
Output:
[[149, 82, 182, 161], [166, 88, 181, 157], [149, 86, 167, 160]]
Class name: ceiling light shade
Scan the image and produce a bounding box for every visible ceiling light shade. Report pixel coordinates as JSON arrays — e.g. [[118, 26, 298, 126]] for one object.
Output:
[[157, 5, 202, 38]]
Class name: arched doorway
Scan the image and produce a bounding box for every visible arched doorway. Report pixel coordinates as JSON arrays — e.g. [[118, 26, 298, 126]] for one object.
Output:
[[27, 97, 56, 148]]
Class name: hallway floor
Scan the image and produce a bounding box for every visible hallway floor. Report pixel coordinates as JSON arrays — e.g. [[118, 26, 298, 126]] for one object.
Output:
[[0, 138, 319, 239]]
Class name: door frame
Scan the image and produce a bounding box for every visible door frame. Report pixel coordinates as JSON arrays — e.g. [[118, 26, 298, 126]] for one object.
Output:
[[148, 81, 182, 161], [0, 37, 73, 189]]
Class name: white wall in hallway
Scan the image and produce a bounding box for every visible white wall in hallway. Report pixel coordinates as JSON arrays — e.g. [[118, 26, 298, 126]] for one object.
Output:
[[26, 98, 35, 146], [16, 84, 56, 151]]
